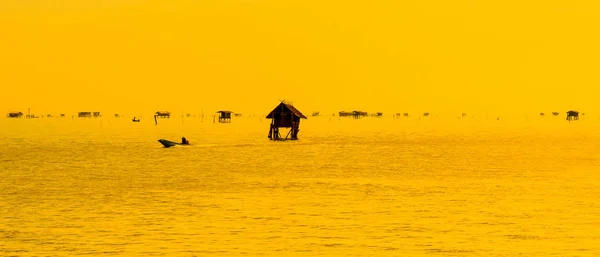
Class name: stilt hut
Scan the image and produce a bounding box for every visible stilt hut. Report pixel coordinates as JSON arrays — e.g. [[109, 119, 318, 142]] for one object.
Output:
[[266, 102, 307, 140], [339, 111, 352, 117], [566, 110, 579, 121], [352, 111, 367, 119], [155, 111, 170, 118], [78, 112, 92, 118], [216, 111, 233, 123], [7, 112, 23, 118], [552, 112, 559, 116]]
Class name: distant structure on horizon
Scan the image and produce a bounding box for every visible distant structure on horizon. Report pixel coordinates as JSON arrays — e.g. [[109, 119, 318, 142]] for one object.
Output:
[[7, 112, 23, 118], [552, 112, 559, 116], [312, 112, 320, 117], [78, 112, 92, 118], [267, 101, 307, 140], [566, 110, 579, 121], [216, 111, 233, 123], [155, 111, 170, 118], [339, 111, 368, 119]]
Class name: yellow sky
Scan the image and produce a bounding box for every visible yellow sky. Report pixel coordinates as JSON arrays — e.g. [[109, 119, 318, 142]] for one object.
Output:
[[1, 0, 599, 115]]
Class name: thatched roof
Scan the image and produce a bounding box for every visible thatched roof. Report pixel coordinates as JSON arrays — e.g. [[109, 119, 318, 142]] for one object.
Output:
[[216, 110, 233, 114], [266, 102, 307, 119]]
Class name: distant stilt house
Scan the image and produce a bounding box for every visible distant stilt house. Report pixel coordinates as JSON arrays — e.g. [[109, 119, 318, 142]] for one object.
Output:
[[352, 111, 368, 119], [552, 112, 559, 116], [93, 112, 101, 118], [371, 112, 383, 117], [461, 113, 467, 118], [423, 112, 430, 117], [7, 112, 23, 118], [566, 110, 579, 121], [540, 112, 545, 117], [155, 111, 170, 118], [403, 113, 409, 118], [339, 111, 352, 117], [114, 114, 120, 118], [216, 111, 233, 123], [312, 112, 320, 117], [78, 112, 92, 118], [234, 113, 243, 117], [266, 102, 307, 140], [60, 114, 66, 117]]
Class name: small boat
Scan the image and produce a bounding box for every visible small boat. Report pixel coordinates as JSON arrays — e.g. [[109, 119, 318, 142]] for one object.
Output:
[[158, 139, 190, 148], [132, 119, 140, 122]]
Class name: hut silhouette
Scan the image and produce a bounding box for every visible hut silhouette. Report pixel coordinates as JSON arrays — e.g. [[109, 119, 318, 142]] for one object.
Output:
[[566, 110, 579, 121], [78, 112, 92, 118], [7, 112, 23, 118], [216, 111, 233, 123], [352, 111, 367, 119], [155, 111, 170, 118], [266, 102, 307, 140]]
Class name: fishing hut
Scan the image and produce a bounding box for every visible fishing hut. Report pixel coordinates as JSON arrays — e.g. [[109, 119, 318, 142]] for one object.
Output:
[[78, 112, 92, 118], [312, 112, 320, 117], [352, 111, 368, 119], [155, 111, 170, 118], [266, 102, 307, 140], [93, 112, 101, 118], [338, 111, 352, 117], [216, 111, 233, 123], [7, 112, 23, 118], [566, 110, 579, 121], [552, 112, 559, 116]]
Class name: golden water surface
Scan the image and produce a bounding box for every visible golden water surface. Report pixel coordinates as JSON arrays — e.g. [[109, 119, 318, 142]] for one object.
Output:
[[1, 115, 599, 256]]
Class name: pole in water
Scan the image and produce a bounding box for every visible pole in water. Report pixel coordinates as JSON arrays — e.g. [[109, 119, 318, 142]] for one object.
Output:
[[154, 115, 158, 125]]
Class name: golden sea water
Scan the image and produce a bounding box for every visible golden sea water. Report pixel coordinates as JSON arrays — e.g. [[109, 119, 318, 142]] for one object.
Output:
[[1, 115, 599, 256]]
